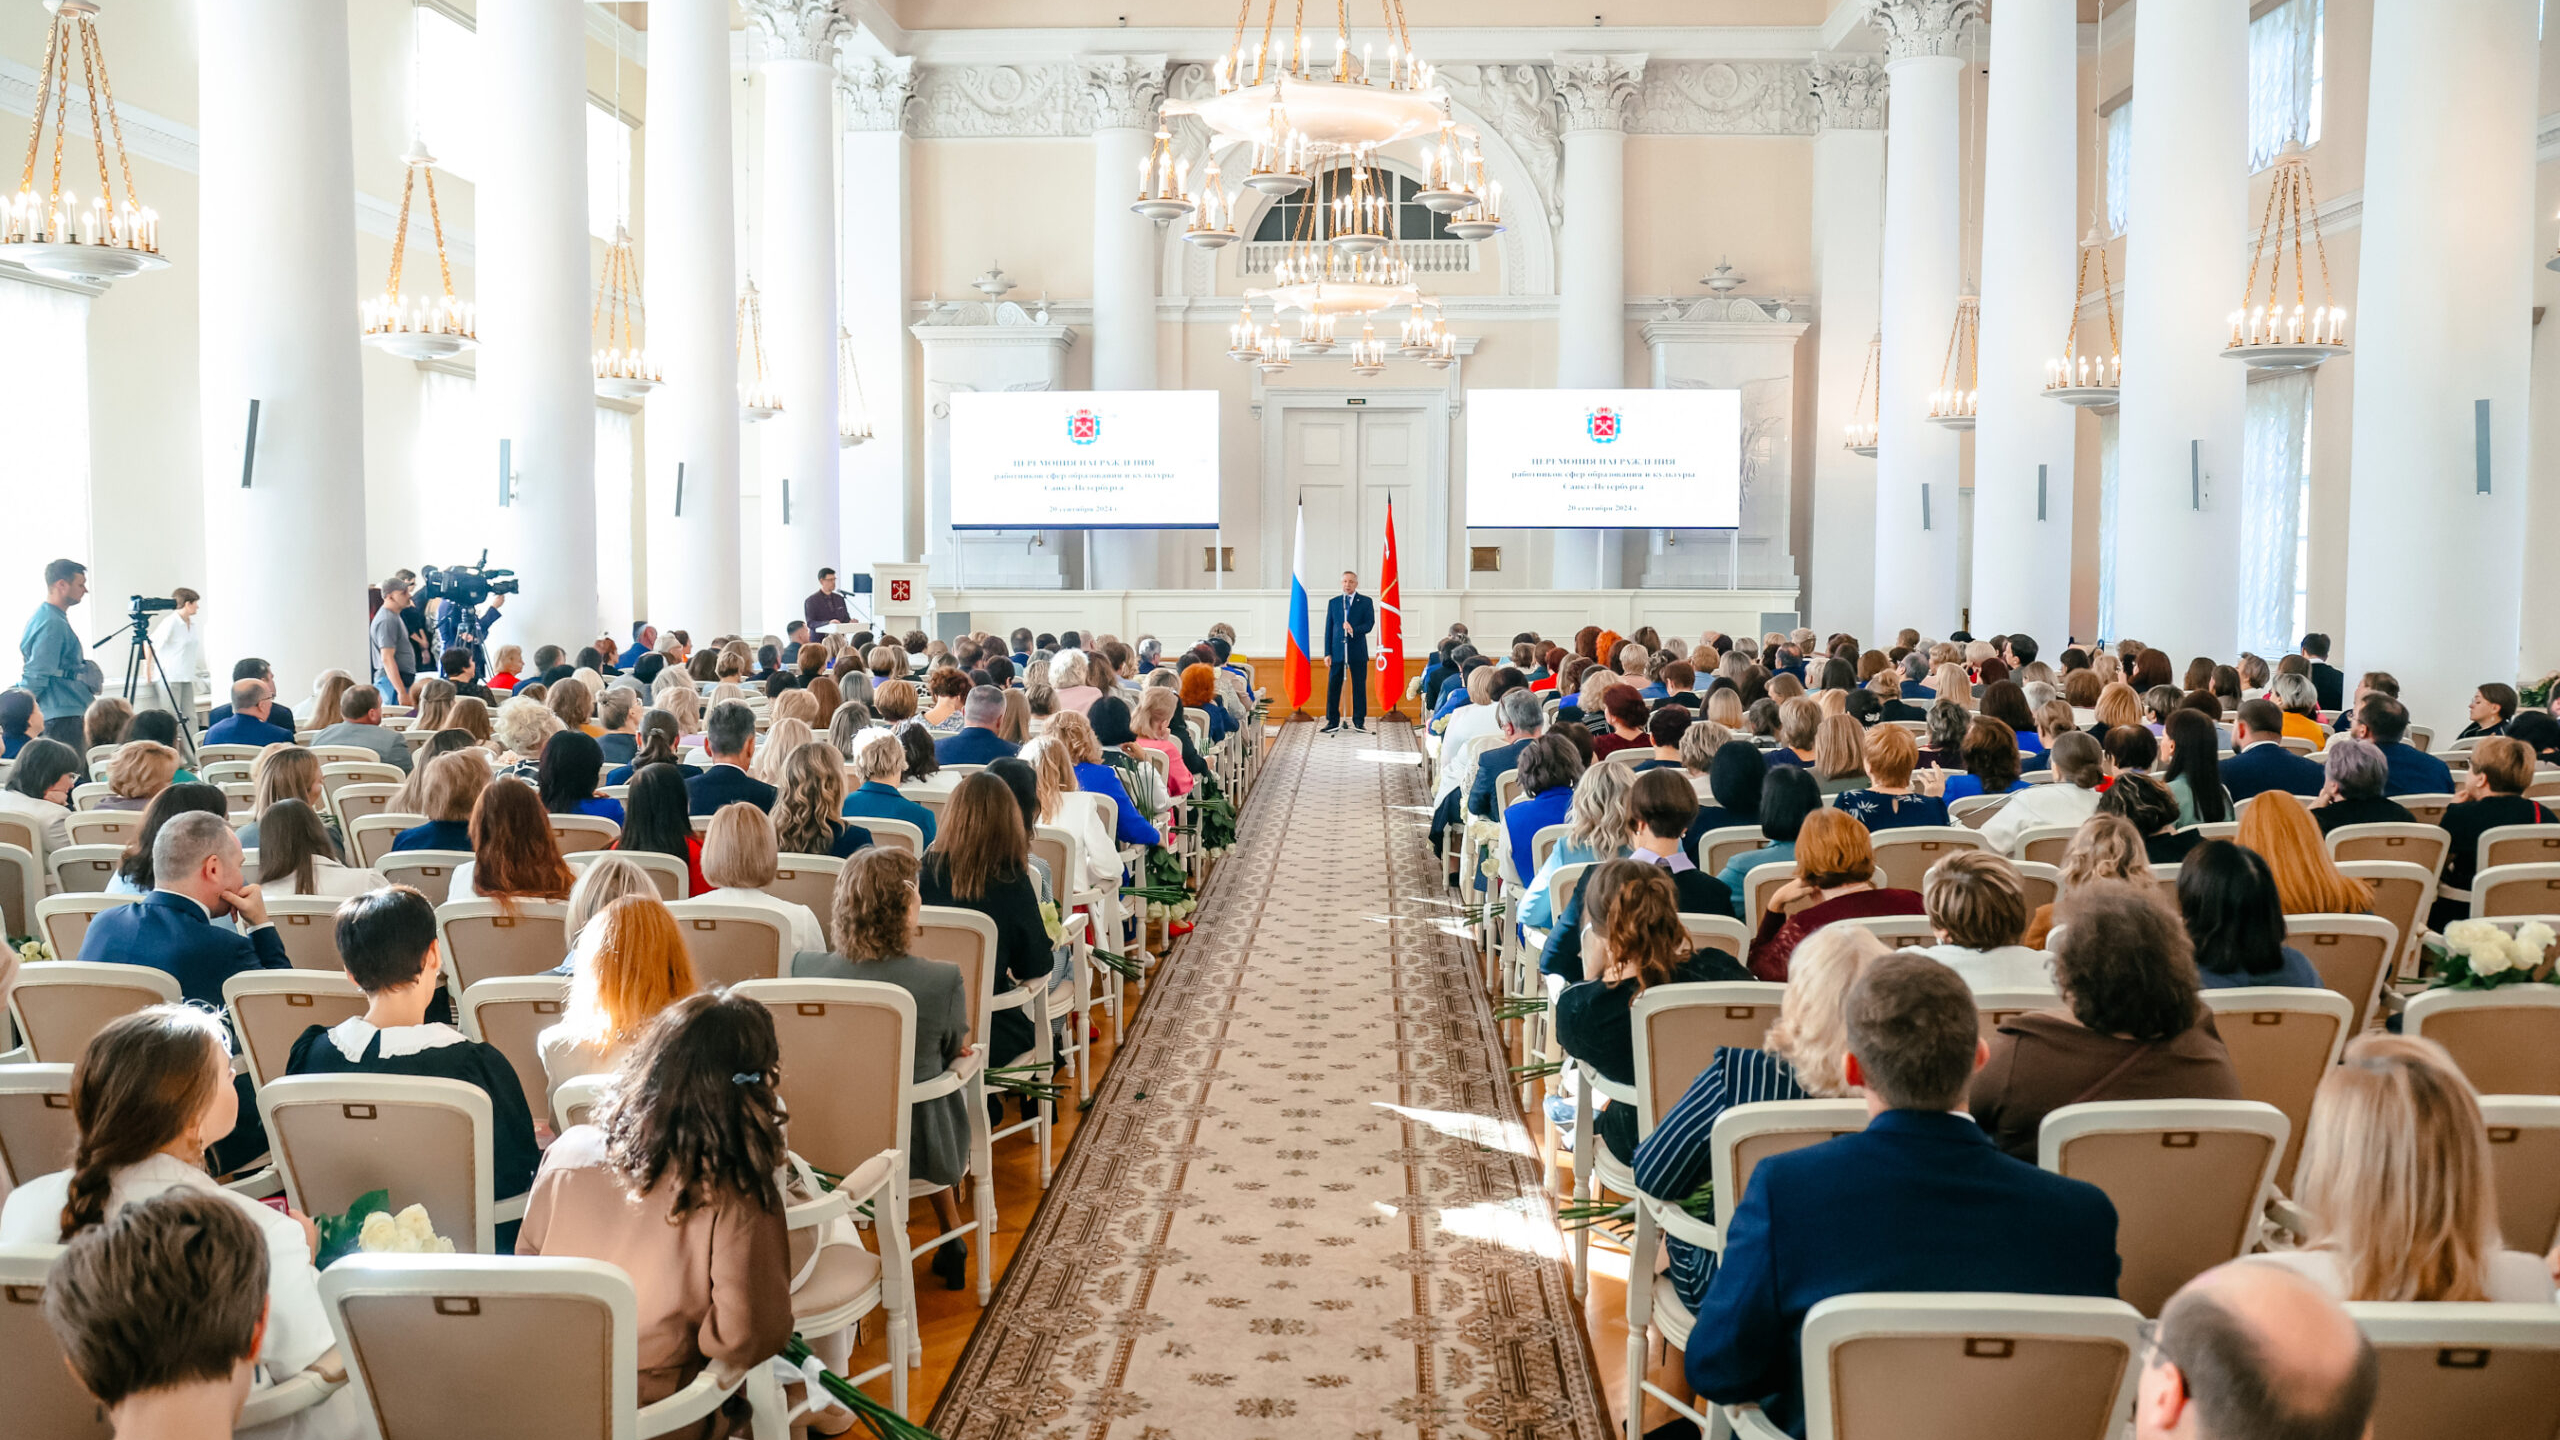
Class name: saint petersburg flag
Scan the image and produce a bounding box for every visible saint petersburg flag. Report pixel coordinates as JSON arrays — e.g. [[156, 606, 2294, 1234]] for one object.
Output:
[[1283, 502, 1313, 714]]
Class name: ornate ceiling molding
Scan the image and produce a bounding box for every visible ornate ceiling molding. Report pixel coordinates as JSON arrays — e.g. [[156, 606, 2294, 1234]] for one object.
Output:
[[1626, 61, 1820, 136], [1437, 64, 1563, 231], [744, 0, 851, 65], [908, 62, 1087, 137], [836, 54, 917, 132], [1075, 53, 1168, 133], [1807, 51, 1887, 132], [1866, 0, 1982, 65], [1551, 52, 1650, 133]]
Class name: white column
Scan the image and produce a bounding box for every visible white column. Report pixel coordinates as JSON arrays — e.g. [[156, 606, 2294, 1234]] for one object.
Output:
[[837, 57, 915, 570], [749, 2, 847, 632], [480, 0, 597, 654], [1967, 0, 2076, 646], [642, 0, 742, 635], [1081, 54, 1167, 590], [2111, 0, 2247, 659], [2343, 0, 2538, 729], [1550, 52, 1647, 591], [1806, 52, 1887, 635], [197, 0, 366, 696], [1867, 3, 1972, 642]]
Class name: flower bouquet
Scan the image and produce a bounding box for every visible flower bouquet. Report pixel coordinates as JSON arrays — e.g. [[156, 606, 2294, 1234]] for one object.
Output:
[[2424, 919, 2556, 990], [311, 1189, 458, 1268], [15, 938, 53, 965]]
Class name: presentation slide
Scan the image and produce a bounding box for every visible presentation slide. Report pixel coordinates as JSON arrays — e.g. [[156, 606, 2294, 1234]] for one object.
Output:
[[950, 390, 1220, 530], [1464, 389, 1743, 530]]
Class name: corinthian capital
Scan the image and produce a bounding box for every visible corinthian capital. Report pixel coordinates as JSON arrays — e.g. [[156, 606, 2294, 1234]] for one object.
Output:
[[1077, 54, 1168, 132], [1807, 51, 1887, 130], [836, 55, 916, 132], [1551, 52, 1649, 132], [1867, 0, 1981, 65], [745, 0, 850, 65]]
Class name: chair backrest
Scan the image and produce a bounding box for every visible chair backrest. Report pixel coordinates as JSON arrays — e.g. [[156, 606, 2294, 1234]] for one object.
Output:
[[1551, 862, 1593, 924], [2038, 1099, 2290, 1316], [223, 969, 368, 1086], [61, 811, 143, 850], [458, 976, 571, 1118], [2480, 824, 2560, 876], [377, 850, 473, 907], [662, 901, 791, 989], [2198, 986, 2353, 1194], [2404, 986, 2560, 1095], [861, 816, 924, 855], [1698, 825, 1767, 875], [2473, 863, 2560, 920], [1743, 863, 1798, 928], [6, 962, 183, 1063], [309, 744, 388, 766], [219, 781, 256, 815], [196, 744, 263, 766], [0, 1244, 113, 1440], [319, 762, 404, 800], [68, 782, 111, 813], [908, 791, 947, 831], [1867, 827, 1988, 893], [1630, 982, 1789, 1144], [564, 847, 687, 901], [2397, 792, 2459, 827], [435, 900, 571, 990], [1495, 769, 1524, 814], [2479, 1095, 2560, 1256], [2012, 825, 2081, 867], [732, 978, 915, 1183], [766, 855, 846, 946], [32, 892, 136, 963], [321, 1254, 640, 1440], [2010, 860, 2062, 917], [1529, 822, 1568, 878], [346, 812, 423, 868], [551, 1075, 610, 1132], [1711, 1099, 1871, 1223], [913, 906, 1003, 1044], [2335, 860, 2436, 964], [2283, 912, 2400, 1034], [2323, 821, 2451, 874], [332, 783, 403, 833], [1948, 793, 2013, 829], [1825, 913, 1942, 947], [0, 812, 42, 857], [0, 1064, 77, 1189], [2347, 1302, 2560, 1440], [260, 1074, 499, 1255], [262, 894, 354, 971], [1799, 1292, 2144, 1440], [0, 841, 35, 941], [1973, 988, 2068, 1046], [545, 814, 622, 855], [1679, 913, 1752, 964], [47, 844, 121, 895]]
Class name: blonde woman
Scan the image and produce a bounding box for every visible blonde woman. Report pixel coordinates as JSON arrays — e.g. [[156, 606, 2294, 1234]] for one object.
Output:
[[1705, 687, 1745, 732], [489, 643, 527, 692], [769, 688, 820, 727], [546, 676, 599, 738], [1022, 735, 1119, 890], [873, 678, 919, 725], [237, 745, 335, 852], [312, 671, 363, 736], [751, 717, 814, 785], [1129, 688, 1194, 797], [1518, 760, 1636, 933], [698, 801, 828, 954], [444, 694, 494, 747], [1050, 650, 1102, 713], [410, 677, 459, 733], [2091, 681, 2145, 735], [2021, 813, 2153, 948], [1632, 925, 1892, 1308], [1928, 662, 1975, 710], [536, 894, 698, 1095], [563, 852, 662, 951], [772, 741, 866, 859], [2252, 1034, 2555, 1302], [97, 740, 179, 812], [998, 689, 1033, 745], [1810, 712, 1867, 795], [660, 685, 703, 740], [492, 695, 563, 782]]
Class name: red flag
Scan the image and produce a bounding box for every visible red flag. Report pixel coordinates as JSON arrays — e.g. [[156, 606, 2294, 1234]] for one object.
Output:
[[1374, 499, 1404, 716]]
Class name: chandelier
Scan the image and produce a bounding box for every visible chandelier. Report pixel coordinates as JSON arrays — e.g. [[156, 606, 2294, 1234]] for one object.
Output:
[[737, 276, 781, 422], [1844, 331, 1880, 456], [1, 0, 165, 284], [2223, 139, 2347, 370], [591, 224, 660, 398], [2044, 227, 2121, 406], [360, 142, 475, 360], [1926, 291, 1980, 430], [837, 325, 872, 447]]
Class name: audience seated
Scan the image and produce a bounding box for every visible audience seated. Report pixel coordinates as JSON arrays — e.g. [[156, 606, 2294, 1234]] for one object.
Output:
[[80, 810, 288, 1008], [96, 740, 178, 813], [2433, 735, 2554, 927], [449, 777, 576, 910], [256, 798, 386, 897], [769, 743, 872, 859], [1048, 709, 1160, 849], [1468, 689, 1547, 820], [2099, 771, 2200, 866], [37, 1188, 275, 1440], [1021, 736, 1128, 893], [2179, 840, 2322, 988], [2162, 708, 2234, 828], [918, 772, 1054, 1068], [934, 685, 1021, 765], [1683, 739, 1767, 864], [1129, 688, 1194, 797], [1541, 772, 1738, 980], [1938, 715, 2028, 801], [1746, 809, 1926, 981], [1909, 850, 2052, 991], [1830, 723, 1950, 831], [1983, 730, 2104, 851], [1716, 767, 1823, 916], [696, 802, 828, 955], [2352, 693, 2453, 796], [312, 684, 413, 773], [537, 730, 625, 825], [1809, 712, 1869, 795], [1520, 758, 1632, 934], [2234, 790, 2374, 916], [199, 678, 293, 749], [2457, 682, 2519, 742], [2221, 698, 2323, 800], [104, 782, 229, 897], [606, 711, 700, 787], [843, 729, 940, 846], [1684, 953, 2122, 1436], [2307, 736, 2414, 834], [540, 892, 699, 1092], [1554, 861, 1752, 1162], [2135, 1262, 2377, 1440], [684, 701, 777, 815], [0, 734, 80, 865], [393, 749, 488, 853], [0, 685, 38, 758], [1969, 880, 2243, 1160]]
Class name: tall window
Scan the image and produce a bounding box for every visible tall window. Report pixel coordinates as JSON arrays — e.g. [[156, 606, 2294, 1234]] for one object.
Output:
[[414, 7, 481, 181], [2096, 411, 2121, 639], [2239, 371, 2315, 657], [586, 103, 632, 242], [0, 276, 91, 670], [1251, 169, 1454, 243], [2104, 103, 2133, 236], [2248, 0, 2324, 171]]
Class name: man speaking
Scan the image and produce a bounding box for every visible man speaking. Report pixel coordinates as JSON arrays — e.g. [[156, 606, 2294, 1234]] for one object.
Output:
[[1323, 570, 1375, 734]]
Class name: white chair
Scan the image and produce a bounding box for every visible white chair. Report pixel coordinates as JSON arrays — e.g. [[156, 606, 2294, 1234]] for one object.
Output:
[[2471, 863, 2560, 919], [765, 853, 847, 947], [2347, 1302, 2560, 1440], [662, 901, 792, 988], [223, 969, 368, 1086], [2397, 792, 2460, 828], [1825, 913, 1941, 947], [1947, 793, 2012, 828], [1741, 863, 1797, 928], [2011, 824, 2083, 866], [1031, 823, 1117, 1099], [2037, 1099, 2289, 1316], [858, 815, 926, 855], [345, 810, 423, 869], [32, 891, 136, 963], [258, 1074, 519, 1255], [1866, 827, 1989, 892], [318, 761, 404, 803], [1972, 987, 2068, 1044], [46, 843, 121, 895], [60, 810, 143, 849], [331, 782, 405, 836], [550, 1074, 610, 1133], [2199, 986, 2353, 1195], [2404, 985, 2560, 1095], [307, 744, 389, 766], [5, 961, 182, 1063], [0, 1064, 77, 1190], [195, 743, 265, 766], [67, 781, 112, 813], [1697, 825, 1767, 876], [909, 908, 1015, 1302], [2012, 859, 2062, 915], [545, 813, 622, 855], [264, 893, 355, 971], [2478, 824, 2560, 876], [435, 899, 571, 991], [377, 850, 472, 906], [457, 976, 572, 1130], [566, 846, 688, 900], [2283, 912, 2400, 1035], [0, 840, 36, 942], [2325, 821, 2452, 875], [2480, 1095, 2560, 1256], [1679, 913, 1752, 966], [2335, 859, 2438, 975]]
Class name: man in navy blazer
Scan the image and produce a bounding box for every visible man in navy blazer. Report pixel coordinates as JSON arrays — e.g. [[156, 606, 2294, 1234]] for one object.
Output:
[[199, 679, 295, 750], [77, 810, 290, 1006], [2220, 700, 2327, 801], [684, 700, 778, 815], [2351, 693, 2452, 797], [934, 687, 1021, 766], [1322, 570, 1376, 734], [1686, 953, 2120, 1437]]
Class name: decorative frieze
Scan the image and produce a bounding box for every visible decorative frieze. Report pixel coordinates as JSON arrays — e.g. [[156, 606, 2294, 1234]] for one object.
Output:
[[1626, 61, 1821, 136], [1552, 52, 1650, 132], [835, 55, 916, 132]]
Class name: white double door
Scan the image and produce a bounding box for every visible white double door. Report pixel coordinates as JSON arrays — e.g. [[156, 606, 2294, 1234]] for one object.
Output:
[[1283, 405, 1427, 593]]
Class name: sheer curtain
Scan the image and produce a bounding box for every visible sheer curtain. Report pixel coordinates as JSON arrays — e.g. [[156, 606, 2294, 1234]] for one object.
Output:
[[2096, 411, 2121, 641], [0, 276, 92, 678], [2248, 0, 2324, 170], [594, 406, 635, 642], [2238, 371, 2314, 658]]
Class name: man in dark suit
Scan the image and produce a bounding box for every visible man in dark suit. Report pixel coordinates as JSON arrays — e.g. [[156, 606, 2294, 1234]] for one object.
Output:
[[1322, 570, 1375, 734], [1686, 953, 2120, 1436], [804, 567, 853, 637], [684, 700, 778, 814], [2351, 693, 2452, 797], [199, 679, 294, 749], [2220, 699, 2326, 801], [202, 657, 296, 732], [1467, 689, 1546, 819], [2300, 632, 2346, 713], [935, 686, 1022, 766]]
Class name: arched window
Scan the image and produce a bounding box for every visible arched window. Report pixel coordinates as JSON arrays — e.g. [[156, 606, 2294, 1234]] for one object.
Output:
[[1251, 169, 1455, 243]]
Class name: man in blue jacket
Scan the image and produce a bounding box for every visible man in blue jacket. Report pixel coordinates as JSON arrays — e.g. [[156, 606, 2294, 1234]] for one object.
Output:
[[1686, 952, 2120, 1437], [199, 680, 295, 750], [1321, 570, 1375, 734], [2221, 699, 2326, 801], [685, 700, 778, 814], [20, 557, 98, 749], [935, 687, 1022, 765], [2351, 693, 2453, 797]]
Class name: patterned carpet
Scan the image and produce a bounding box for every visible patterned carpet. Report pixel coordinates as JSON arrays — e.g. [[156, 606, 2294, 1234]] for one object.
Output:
[[932, 719, 1610, 1440]]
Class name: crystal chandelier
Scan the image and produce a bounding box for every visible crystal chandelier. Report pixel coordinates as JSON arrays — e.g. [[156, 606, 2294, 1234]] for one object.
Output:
[[2223, 139, 2347, 370], [2044, 226, 2121, 406], [1, 0, 165, 284], [837, 325, 872, 447], [360, 141, 475, 360], [737, 276, 782, 422], [1845, 331, 1880, 456], [592, 224, 660, 398], [1926, 292, 1980, 430]]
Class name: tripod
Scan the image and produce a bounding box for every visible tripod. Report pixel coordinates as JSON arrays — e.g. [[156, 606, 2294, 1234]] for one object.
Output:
[[91, 607, 197, 757]]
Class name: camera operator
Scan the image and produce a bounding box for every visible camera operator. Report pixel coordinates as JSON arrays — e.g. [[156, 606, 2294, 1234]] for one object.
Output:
[[145, 587, 208, 720], [19, 558, 99, 749], [436, 586, 506, 677], [371, 575, 420, 707]]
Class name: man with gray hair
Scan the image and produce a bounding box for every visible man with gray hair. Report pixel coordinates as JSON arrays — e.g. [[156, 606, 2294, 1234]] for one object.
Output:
[[76, 809, 284, 1007], [199, 677, 292, 749], [684, 700, 777, 814], [936, 684, 1021, 765], [1467, 686, 1550, 819]]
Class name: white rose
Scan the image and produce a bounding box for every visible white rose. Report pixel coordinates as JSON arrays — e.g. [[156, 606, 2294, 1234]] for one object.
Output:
[[2444, 919, 2498, 956], [2517, 921, 2556, 957], [2471, 943, 2515, 978]]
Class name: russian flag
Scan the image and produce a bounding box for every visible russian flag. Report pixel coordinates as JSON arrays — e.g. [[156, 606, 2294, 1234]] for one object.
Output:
[[1283, 502, 1312, 714]]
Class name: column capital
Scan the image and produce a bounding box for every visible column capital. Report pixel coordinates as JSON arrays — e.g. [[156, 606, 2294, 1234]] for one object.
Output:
[[1076, 53, 1168, 132], [836, 54, 916, 131], [1867, 0, 1980, 65], [744, 0, 850, 65], [1551, 52, 1649, 133], [1807, 51, 1888, 130]]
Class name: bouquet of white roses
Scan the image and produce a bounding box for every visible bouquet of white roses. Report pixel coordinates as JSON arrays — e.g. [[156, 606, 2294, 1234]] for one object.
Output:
[[2430, 919, 2556, 990], [358, 1203, 458, 1255]]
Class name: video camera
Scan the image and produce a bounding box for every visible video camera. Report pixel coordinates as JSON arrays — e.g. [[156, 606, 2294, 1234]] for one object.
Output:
[[419, 551, 520, 608], [129, 595, 178, 614]]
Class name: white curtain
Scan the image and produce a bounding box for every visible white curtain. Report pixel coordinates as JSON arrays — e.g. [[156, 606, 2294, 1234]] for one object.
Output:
[[2096, 410, 2121, 642], [594, 406, 636, 642], [0, 276, 92, 684], [2239, 370, 2314, 658], [2248, 0, 2324, 171], [2105, 104, 2133, 236]]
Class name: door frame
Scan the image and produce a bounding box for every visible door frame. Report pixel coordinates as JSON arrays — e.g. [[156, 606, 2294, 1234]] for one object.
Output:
[[1259, 386, 1450, 594]]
